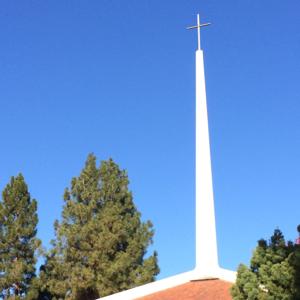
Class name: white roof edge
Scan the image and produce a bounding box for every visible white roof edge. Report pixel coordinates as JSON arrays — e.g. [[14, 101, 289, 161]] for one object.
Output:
[[97, 268, 236, 300], [98, 270, 194, 300]]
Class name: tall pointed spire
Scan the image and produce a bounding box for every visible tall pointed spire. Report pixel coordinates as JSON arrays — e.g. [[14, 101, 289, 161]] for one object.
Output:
[[194, 14, 219, 277], [98, 14, 236, 300], [188, 14, 235, 281]]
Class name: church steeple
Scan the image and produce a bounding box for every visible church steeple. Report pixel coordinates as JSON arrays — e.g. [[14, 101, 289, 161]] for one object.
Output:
[[99, 14, 236, 300], [188, 14, 218, 277]]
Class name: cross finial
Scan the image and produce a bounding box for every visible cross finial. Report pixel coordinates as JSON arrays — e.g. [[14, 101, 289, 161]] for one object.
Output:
[[187, 14, 211, 50]]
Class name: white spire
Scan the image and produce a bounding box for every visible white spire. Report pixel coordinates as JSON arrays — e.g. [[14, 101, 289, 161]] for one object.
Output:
[[188, 13, 218, 277], [188, 14, 236, 282], [98, 16, 236, 300], [194, 18, 219, 278]]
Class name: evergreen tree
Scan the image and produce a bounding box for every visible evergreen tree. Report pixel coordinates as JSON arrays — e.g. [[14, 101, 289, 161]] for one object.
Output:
[[231, 227, 300, 300], [0, 174, 41, 299], [40, 154, 159, 299]]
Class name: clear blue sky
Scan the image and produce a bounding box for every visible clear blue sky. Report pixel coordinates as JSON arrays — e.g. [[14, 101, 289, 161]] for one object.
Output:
[[0, 1, 299, 280]]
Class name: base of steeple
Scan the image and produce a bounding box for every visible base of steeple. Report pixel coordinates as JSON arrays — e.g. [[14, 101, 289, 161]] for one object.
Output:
[[192, 267, 237, 283]]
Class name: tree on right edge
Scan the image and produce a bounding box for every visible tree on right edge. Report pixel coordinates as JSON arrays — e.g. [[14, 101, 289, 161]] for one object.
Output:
[[231, 227, 300, 300]]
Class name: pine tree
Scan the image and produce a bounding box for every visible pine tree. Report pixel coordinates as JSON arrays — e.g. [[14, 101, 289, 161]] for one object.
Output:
[[231, 227, 300, 300], [40, 154, 159, 299], [0, 174, 41, 299]]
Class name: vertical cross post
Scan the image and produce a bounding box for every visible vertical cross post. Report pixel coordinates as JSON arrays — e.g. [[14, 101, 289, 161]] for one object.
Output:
[[197, 14, 201, 50]]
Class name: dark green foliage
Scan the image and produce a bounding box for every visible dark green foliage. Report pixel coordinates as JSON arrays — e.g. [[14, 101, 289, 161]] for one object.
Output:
[[231, 228, 300, 300], [40, 154, 159, 299], [0, 174, 41, 299]]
